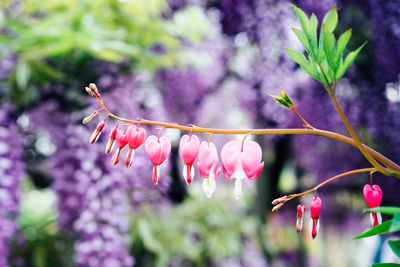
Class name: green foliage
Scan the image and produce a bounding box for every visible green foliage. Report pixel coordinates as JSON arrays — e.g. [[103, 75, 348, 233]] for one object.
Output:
[[1, 0, 212, 107], [288, 5, 365, 94], [130, 187, 259, 267], [355, 206, 400, 265]]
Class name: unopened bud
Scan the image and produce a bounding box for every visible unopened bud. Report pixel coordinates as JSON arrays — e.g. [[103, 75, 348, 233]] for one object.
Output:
[[296, 204, 305, 233], [105, 124, 119, 154], [89, 83, 101, 98], [85, 87, 94, 96], [272, 196, 288, 205], [272, 202, 284, 212], [90, 120, 106, 144], [82, 110, 100, 124]]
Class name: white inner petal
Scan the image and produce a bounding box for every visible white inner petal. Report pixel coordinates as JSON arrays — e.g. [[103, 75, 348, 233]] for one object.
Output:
[[202, 177, 216, 198], [154, 165, 160, 184], [127, 149, 135, 167], [234, 179, 243, 200], [183, 165, 195, 184]]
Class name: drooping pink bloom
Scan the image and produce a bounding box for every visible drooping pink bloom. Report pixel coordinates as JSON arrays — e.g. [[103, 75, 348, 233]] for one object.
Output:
[[221, 140, 264, 199], [89, 120, 106, 144], [197, 141, 221, 198], [111, 129, 127, 165], [105, 124, 119, 154], [363, 184, 383, 227], [125, 125, 146, 167], [145, 135, 171, 185], [310, 197, 322, 239], [296, 204, 305, 233], [179, 135, 200, 185]]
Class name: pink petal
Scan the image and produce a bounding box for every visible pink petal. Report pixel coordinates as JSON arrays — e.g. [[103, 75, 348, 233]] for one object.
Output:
[[179, 135, 200, 165], [363, 184, 383, 208], [198, 141, 219, 179], [221, 141, 241, 179], [241, 141, 263, 179], [127, 125, 147, 149], [145, 135, 171, 165]]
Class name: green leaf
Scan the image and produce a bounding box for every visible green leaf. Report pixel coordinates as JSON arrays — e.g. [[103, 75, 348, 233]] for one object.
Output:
[[388, 240, 400, 258], [372, 264, 400, 267], [285, 48, 318, 79], [336, 42, 366, 80], [292, 28, 311, 55], [291, 5, 310, 37], [335, 29, 352, 66], [309, 14, 318, 58], [322, 5, 338, 33], [390, 213, 400, 233], [15, 59, 31, 89], [322, 24, 336, 71], [365, 206, 400, 216], [354, 220, 392, 239]]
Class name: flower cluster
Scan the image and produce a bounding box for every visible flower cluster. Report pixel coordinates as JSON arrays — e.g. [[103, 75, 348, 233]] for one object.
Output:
[[88, 113, 265, 199], [0, 105, 25, 266]]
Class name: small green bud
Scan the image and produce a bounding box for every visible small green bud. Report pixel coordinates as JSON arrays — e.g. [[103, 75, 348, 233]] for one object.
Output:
[[82, 110, 100, 124], [268, 88, 294, 109]]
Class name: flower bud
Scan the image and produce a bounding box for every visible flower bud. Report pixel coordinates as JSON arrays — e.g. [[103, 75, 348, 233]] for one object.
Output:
[[82, 110, 100, 124], [89, 120, 106, 144], [296, 204, 305, 233], [310, 196, 321, 239], [105, 124, 119, 154], [272, 202, 284, 212], [89, 83, 101, 98], [272, 195, 288, 205]]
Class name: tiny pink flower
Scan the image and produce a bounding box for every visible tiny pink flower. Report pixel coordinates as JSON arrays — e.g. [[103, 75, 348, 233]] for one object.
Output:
[[125, 125, 146, 167], [179, 135, 200, 185], [363, 184, 383, 227], [296, 204, 305, 233], [90, 120, 106, 144], [145, 135, 171, 185], [310, 197, 321, 239], [197, 141, 221, 198], [105, 124, 119, 154], [111, 129, 127, 166], [221, 140, 264, 200]]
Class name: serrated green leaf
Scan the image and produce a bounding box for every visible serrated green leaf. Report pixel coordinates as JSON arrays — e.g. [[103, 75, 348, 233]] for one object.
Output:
[[322, 24, 336, 71], [335, 29, 352, 67], [354, 220, 392, 239], [388, 240, 400, 258], [372, 264, 400, 267], [365, 207, 400, 216], [336, 42, 366, 80], [291, 5, 310, 37], [322, 5, 338, 33], [292, 28, 312, 55], [286, 48, 318, 79]]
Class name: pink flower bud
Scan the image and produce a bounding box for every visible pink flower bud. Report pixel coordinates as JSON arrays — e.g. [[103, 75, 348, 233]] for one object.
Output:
[[197, 141, 221, 198], [363, 184, 383, 227], [221, 140, 264, 199], [145, 135, 171, 185], [310, 197, 321, 239], [296, 204, 305, 233], [82, 110, 100, 124], [179, 135, 200, 185], [89, 120, 106, 144], [125, 125, 146, 167], [111, 129, 127, 165], [105, 124, 119, 154], [89, 83, 101, 98]]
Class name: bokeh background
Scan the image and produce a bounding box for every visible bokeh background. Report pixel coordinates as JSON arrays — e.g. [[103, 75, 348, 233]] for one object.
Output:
[[0, 0, 400, 266]]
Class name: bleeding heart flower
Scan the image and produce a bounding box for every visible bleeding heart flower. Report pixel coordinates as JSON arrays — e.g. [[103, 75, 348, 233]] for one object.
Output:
[[89, 120, 106, 144], [363, 184, 383, 227], [296, 204, 305, 233], [105, 124, 118, 154], [197, 141, 221, 198], [179, 135, 200, 185], [111, 129, 127, 165], [221, 140, 264, 200], [125, 125, 146, 167], [309, 196, 321, 239], [145, 135, 171, 185]]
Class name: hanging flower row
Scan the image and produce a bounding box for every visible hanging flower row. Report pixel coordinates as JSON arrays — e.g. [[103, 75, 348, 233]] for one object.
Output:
[[88, 113, 264, 199]]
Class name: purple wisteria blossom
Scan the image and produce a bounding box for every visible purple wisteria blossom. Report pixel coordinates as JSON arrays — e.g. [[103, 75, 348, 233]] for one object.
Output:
[[0, 106, 25, 266]]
